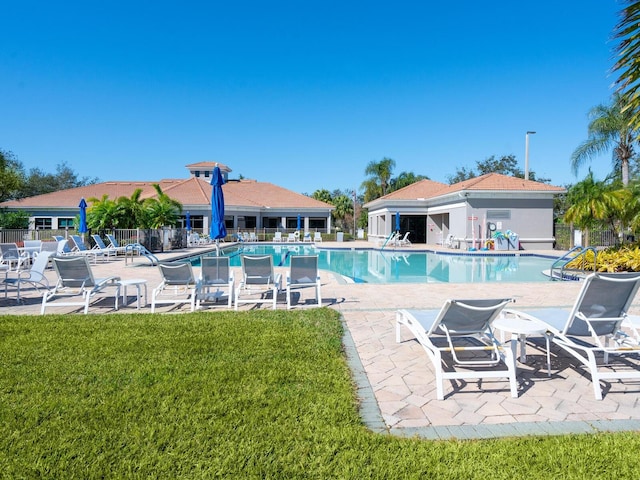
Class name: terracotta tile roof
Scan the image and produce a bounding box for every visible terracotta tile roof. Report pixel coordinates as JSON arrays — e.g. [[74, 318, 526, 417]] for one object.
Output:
[[184, 161, 232, 173], [0, 178, 333, 210], [377, 173, 564, 201]]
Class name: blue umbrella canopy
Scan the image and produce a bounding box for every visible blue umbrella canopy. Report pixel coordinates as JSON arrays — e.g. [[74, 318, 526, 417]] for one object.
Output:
[[210, 166, 227, 240], [395, 212, 400, 232], [78, 198, 88, 234], [297, 214, 301, 231], [185, 211, 191, 231]]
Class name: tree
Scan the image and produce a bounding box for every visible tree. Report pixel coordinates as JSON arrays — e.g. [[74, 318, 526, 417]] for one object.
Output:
[[571, 94, 636, 187], [564, 172, 626, 235], [390, 171, 429, 191], [86, 195, 121, 230], [613, 0, 640, 137], [362, 157, 396, 201], [0, 209, 30, 228], [0, 149, 25, 202], [448, 155, 549, 184], [144, 184, 183, 228], [331, 194, 353, 231], [116, 188, 148, 229], [19, 161, 99, 198], [311, 189, 332, 204]]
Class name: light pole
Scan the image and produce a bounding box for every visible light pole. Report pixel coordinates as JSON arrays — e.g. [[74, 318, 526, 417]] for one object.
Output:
[[352, 190, 357, 236], [525, 131, 536, 180]]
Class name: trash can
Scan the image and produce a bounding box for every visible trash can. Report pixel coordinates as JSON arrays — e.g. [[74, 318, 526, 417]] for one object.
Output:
[[336, 232, 344, 242], [357, 229, 364, 239]]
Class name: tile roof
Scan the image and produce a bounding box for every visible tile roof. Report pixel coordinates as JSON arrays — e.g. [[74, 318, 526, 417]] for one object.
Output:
[[184, 161, 232, 173], [0, 178, 333, 210], [377, 173, 565, 201]]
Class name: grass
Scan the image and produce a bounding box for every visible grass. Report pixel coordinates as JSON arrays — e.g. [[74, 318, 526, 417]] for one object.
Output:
[[1, 309, 640, 479]]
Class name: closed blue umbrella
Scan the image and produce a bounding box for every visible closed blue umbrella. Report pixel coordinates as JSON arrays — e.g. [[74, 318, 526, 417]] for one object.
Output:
[[79, 198, 88, 240], [395, 212, 400, 232], [185, 211, 191, 231], [210, 165, 227, 243], [297, 214, 301, 231]]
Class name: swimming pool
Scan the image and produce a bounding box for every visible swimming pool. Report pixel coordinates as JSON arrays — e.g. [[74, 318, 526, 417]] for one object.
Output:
[[187, 244, 556, 284]]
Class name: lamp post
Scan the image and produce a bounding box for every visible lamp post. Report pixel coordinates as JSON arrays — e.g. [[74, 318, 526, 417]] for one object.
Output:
[[352, 190, 357, 236], [525, 131, 536, 180]]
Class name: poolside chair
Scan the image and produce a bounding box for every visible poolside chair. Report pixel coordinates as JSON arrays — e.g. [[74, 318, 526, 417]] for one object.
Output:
[[303, 232, 312, 243], [313, 232, 322, 243], [286, 255, 321, 309], [41, 255, 121, 314], [196, 256, 234, 309], [22, 240, 43, 262], [91, 234, 118, 259], [2, 251, 52, 302], [249, 232, 258, 242], [104, 233, 130, 254], [396, 298, 517, 400], [287, 233, 296, 243], [151, 262, 198, 313], [504, 272, 640, 400], [0, 243, 30, 271], [68, 235, 102, 263], [235, 255, 281, 310], [273, 232, 283, 243], [397, 232, 411, 246]]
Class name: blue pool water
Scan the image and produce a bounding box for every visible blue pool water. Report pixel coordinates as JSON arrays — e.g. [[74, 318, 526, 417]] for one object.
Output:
[[187, 244, 555, 284]]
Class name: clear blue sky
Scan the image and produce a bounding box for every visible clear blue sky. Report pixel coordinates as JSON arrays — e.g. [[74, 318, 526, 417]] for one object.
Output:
[[0, 1, 626, 195]]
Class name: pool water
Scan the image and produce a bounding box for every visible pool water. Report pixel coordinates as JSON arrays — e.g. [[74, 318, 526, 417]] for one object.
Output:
[[189, 244, 555, 284]]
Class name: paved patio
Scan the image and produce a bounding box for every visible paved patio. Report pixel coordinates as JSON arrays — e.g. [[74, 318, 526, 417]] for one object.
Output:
[[3, 242, 640, 439]]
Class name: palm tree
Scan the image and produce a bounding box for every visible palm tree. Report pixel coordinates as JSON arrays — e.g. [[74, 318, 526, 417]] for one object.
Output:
[[571, 94, 636, 186], [145, 184, 183, 228], [331, 194, 353, 231], [613, 0, 640, 137], [86, 195, 120, 230], [564, 172, 626, 238], [362, 157, 396, 200], [116, 188, 148, 228]]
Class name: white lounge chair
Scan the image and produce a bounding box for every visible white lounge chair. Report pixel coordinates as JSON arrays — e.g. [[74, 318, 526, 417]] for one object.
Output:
[[235, 255, 281, 310], [151, 262, 198, 313], [2, 251, 52, 302], [396, 298, 516, 400], [313, 232, 322, 243], [22, 240, 43, 262], [197, 256, 234, 309], [397, 232, 411, 246], [273, 232, 283, 243], [287, 233, 296, 243], [303, 232, 312, 243], [104, 233, 130, 254], [41, 256, 121, 314], [0, 243, 30, 271], [504, 272, 640, 400], [286, 255, 321, 309], [91, 234, 118, 259], [68, 235, 102, 263]]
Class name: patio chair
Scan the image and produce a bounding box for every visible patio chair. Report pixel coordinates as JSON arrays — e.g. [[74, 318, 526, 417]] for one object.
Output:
[[287, 233, 296, 243], [303, 232, 312, 243], [0, 243, 30, 271], [396, 298, 516, 400], [313, 232, 322, 243], [286, 255, 321, 309], [196, 256, 234, 309], [504, 272, 640, 400], [151, 262, 198, 313], [23, 240, 43, 262], [235, 255, 281, 310], [397, 232, 411, 246], [273, 232, 283, 243], [91, 234, 118, 259], [41, 255, 121, 314], [104, 233, 130, 254], [2, 251, 52, 302], [68, 235, 102, 263]]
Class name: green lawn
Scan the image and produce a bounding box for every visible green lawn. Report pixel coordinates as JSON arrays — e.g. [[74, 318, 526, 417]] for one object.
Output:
[[1, 309, 639, 479]]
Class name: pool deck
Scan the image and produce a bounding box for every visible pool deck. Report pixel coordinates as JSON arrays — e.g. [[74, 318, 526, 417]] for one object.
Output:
[[3, 241, 640, 440]]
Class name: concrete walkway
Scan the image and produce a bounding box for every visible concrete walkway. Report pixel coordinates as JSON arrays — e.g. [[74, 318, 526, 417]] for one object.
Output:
[[3, 241, 640, 439]]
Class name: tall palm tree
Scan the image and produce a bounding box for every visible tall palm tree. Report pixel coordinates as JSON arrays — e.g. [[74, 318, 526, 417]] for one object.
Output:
[[362, 157, 396, 200], [116, 188, 148, 228], [86, 195, 120, 230], [145, 184, 183, 228], [571, 94, 636, 186], [613, 0, 640, 137]]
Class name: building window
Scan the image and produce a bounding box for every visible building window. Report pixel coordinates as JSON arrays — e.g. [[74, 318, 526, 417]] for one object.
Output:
[[309, 218, 326, 229], [194, 171, 200, 177], [35, 218, 52, 230], [58, 218, 75, 228], [204, 171, 210, 178], [487, 210, 511, 219]]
